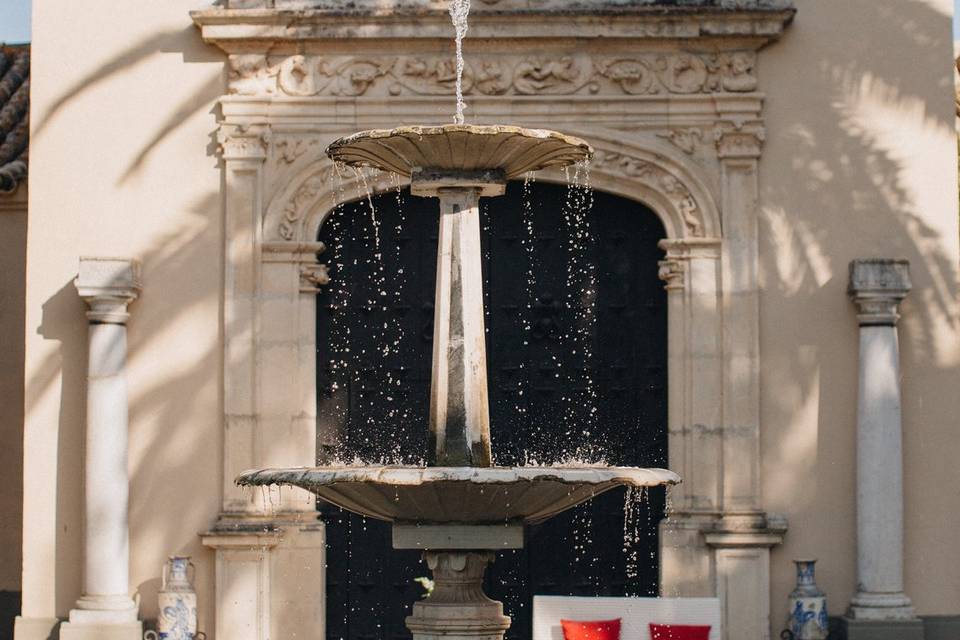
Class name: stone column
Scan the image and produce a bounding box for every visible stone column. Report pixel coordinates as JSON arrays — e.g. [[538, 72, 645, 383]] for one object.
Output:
[[410, 170, 505, 468], [658, 239, 724, 599], [61, 257, 142, 640], [842, 259, 922, 639], [202, 125, 328, 640], [707, 126, 785, 640]]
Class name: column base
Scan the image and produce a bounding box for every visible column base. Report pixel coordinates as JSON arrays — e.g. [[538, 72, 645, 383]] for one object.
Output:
[[848, 591, 916, 621], [59, 621, 142, 640], [202, 514, 326, 640], [61, 596, 141, 640], [839, 616, 924, 640], [405, 551, 511, 640], [14, 616, 60, 640], [67, 595, 138, 624]]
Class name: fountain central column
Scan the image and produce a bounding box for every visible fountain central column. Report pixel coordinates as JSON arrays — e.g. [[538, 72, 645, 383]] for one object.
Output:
[[414, 170, 505, 467]]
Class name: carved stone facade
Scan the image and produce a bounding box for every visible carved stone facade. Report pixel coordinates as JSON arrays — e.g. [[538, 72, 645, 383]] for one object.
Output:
[[226, 51, 760, 98], [190, 3, 795, 640]]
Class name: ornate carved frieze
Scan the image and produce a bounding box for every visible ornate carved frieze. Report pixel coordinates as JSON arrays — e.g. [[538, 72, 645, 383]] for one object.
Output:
[[656, 128, 704, 155], [596, 52, 756, 94], [225, 52, 758, 98], [592, 150, 703, 236]]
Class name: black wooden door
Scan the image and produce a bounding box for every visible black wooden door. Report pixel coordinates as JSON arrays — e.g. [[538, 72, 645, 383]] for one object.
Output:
[[317, 181, 667, 640]]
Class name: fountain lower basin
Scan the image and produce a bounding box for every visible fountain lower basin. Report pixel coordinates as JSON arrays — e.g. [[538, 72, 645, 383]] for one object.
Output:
[[238, 465, 679, 525]]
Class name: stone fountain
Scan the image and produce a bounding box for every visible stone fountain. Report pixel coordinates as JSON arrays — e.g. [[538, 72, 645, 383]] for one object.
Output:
[[238, 123, 679, 640]]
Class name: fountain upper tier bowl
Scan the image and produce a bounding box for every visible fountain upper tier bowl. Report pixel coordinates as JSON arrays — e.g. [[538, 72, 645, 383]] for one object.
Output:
[[327, 124, 592, 180], [237, 465, 678, 525]]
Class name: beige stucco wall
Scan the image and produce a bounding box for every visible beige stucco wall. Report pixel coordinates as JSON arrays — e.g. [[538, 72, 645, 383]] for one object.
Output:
[[759, 0, 960, 621], [1, 185, 27, 592], [24, 0, 223, 626], [21, 0, 959, 636]]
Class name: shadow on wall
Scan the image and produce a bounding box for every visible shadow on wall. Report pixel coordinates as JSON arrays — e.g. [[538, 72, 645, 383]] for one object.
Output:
[[24, 18, 226, 626], [757, 0, 959, 620], [32, 25, 223, 185], [29, 189, 223, 621]]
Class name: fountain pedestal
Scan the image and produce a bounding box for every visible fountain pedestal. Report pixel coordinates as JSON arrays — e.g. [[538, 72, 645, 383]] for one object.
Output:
[[415, 169, 505, 468], [406, 551, 511, 640]]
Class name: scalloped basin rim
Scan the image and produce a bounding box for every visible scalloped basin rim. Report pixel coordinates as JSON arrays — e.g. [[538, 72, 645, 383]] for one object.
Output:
[[237, 465, 679, 486], [325, 124, 593, 179], [329, 124, 592, 147], [236, 465, 680, 525]]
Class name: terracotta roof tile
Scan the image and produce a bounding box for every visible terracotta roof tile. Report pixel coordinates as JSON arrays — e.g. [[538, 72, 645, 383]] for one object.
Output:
[[0, 44, 28, 193]]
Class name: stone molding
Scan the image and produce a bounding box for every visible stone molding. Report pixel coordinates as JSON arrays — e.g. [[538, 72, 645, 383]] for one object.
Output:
[[848, 259, 911, 326], [200, 530, 283, 551], [224, 51, 761, 98], [75, 257, 141, 324], [215, 0, 794, 11], [193, 3, 794, 46]]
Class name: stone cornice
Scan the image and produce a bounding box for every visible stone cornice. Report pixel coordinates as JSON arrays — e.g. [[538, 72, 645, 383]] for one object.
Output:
[[192, 5, 794, 51]]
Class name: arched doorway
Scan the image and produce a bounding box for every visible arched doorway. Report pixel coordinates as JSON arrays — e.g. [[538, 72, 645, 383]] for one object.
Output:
[[317, 181, 667, 640]]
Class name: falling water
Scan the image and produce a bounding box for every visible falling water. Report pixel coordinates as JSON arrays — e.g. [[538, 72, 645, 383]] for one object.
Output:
[[516, 173, 537, 420], [448, 0, 471, 124], [622, 485, 649, 583], [558, 161, 598, 459], [321, 170, 430, 466]]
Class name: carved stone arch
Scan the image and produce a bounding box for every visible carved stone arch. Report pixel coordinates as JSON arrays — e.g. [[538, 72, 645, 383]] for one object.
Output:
[[264, 161, 400, 242], [556, 130, 721, 240], [264, 130, 721, 244]]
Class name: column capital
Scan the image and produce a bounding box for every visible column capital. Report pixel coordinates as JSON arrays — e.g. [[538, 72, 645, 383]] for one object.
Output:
[[848, 258, 911, 325], [217, 124, 268, 162], [657, 258, 686, 291], [75, 257, 141, 324], [299, 263, 330, 293], [714, 124, 765, 159]]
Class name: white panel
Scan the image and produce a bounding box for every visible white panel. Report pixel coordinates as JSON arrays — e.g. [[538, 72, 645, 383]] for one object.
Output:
[[532, 596, 721, 640]]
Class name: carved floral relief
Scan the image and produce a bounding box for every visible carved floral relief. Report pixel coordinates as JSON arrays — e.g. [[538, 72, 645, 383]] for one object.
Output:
[[278, 168, 332, 241], [592, 150, 703, 235], [227, 51, 758, 97]]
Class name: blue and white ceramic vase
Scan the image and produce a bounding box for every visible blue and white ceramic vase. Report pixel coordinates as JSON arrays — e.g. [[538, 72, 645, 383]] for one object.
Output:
[[158, 556, 198, 640], [787, 559, 828, 640]]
